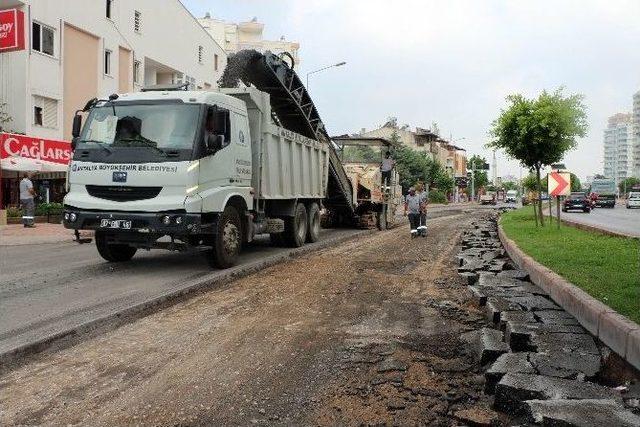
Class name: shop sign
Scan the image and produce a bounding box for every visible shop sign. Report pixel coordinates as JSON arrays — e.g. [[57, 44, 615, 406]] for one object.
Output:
[[0, 9, 25, 53], [1, 133, 72, 172]]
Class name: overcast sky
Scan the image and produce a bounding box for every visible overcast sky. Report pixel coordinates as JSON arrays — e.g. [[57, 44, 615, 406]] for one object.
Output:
[[183, 0, 640, 181]]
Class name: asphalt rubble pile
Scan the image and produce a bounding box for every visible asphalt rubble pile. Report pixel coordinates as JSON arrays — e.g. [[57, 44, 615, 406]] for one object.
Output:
[[457, 212, 640, 426]]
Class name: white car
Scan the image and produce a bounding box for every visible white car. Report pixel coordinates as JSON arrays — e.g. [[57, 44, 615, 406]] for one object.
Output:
[[626, 192, 640, 209]]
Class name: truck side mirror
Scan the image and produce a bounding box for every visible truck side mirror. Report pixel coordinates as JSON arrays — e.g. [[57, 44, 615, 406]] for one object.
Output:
[[72, 114, 82, 138], [206, 134, 225, 152]]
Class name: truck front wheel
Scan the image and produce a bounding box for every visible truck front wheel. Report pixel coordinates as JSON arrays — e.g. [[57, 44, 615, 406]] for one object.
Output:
[[210, 206, 241, 268], [284, 203, 307, 247], [95, 231, 137, 262]]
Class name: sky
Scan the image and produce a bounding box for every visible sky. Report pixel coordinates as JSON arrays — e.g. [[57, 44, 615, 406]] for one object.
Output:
[[183, 0, 640, 181]]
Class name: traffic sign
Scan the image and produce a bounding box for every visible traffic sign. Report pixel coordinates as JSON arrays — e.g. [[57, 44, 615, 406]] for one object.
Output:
[[548, 172, 570, 196]]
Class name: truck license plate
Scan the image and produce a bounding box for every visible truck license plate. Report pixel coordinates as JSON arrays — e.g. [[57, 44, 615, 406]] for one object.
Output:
[[100, 219, 132, 229]]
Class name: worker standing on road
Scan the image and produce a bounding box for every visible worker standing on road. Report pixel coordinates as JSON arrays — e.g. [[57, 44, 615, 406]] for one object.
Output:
[[380, 151, 395, 187], [19, 172, 37, 228], [416, 183, 428, 236], [404, 186, 422, 236]]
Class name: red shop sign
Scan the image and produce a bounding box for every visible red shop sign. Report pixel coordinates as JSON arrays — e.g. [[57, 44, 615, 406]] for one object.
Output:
[[0, 9, 25, 53], [1, 133, 72, 172]]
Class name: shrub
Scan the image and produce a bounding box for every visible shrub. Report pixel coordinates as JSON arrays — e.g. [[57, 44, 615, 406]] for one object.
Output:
[[428, 190, 447, 204], [6, 206, 21, 218], [35, 202, 64, 216]]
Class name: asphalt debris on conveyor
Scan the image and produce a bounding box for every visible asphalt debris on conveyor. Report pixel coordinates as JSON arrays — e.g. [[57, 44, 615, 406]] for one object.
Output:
[[457, 212, 640, 426]]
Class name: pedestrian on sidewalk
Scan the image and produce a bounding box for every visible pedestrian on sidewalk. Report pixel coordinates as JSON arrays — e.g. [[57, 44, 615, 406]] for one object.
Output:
[[404, 186, 421, 235], [19, 172, 37, 228]]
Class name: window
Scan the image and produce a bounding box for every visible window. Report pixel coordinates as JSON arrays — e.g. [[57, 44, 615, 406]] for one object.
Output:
[[133, 60, 141, 84], [134, 10, 141, 32], [214, 54, 218, 71], [104, 49, 112, 75], [198, 45, 203, 64], [106, 0, 113, 19], [34, 106, 43, 126], [33, 96, 58, 128], [32, 22, 54, 56]]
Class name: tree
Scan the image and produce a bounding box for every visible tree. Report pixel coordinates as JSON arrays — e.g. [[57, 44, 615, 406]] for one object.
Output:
[[489, 88, 587, 226], [619, 177, 640, 194], [502, 181, 519, 191], [522, 173, 538, 191], [569, 173, 581, 192], [342, 145, 379, 163], [467, 154, 489, 191]]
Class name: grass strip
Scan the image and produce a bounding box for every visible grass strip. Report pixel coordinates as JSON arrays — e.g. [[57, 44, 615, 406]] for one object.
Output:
[[501, 206, 640, 324]]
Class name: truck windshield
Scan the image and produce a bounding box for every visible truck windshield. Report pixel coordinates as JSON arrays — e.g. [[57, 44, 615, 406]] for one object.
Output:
[[79, 103, 201, 151]]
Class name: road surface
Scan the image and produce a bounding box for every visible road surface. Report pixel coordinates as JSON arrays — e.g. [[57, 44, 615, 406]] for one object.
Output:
[[549, 205, 640, 237], [0, 209, 506, 426], [0, 228, 361, 358]]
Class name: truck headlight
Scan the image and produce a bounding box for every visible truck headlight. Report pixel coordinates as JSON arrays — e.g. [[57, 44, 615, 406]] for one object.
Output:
[[69, 213, 77, 222], [175, 216, 183, 225], [64, 212, 70, 221], [161, 215, 171, 225]]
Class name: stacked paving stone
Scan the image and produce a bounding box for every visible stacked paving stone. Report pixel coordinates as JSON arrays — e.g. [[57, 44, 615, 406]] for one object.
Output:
[[458, 214, 640, 426]]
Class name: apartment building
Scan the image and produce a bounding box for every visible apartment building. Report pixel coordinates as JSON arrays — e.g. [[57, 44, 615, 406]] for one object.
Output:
[[358, 120, 467, 187], [199, 14, 300, 69], [0, 0, 227, 208], [603, 113, 634, 185], [633, 90, 640, 178]]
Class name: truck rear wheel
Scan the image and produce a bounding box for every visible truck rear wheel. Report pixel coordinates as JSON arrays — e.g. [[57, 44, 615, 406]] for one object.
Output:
[[284, 203, 307, 247], [95, 231, 137, 262], [210, 206, 241, 268], [306, 202, 321, 243]]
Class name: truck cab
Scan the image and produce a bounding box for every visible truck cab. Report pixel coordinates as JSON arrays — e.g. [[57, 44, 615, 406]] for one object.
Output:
[[64, 88, 259, 268]]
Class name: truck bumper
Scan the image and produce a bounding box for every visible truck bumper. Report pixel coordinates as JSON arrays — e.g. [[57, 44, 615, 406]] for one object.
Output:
[[62, 207, 211, 235]]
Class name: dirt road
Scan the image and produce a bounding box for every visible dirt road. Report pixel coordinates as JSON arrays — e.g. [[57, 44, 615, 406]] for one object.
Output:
[[0, 210, 504, 426]]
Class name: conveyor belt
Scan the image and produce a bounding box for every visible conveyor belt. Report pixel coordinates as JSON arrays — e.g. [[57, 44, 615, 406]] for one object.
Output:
[[219, 50, 355, 216]]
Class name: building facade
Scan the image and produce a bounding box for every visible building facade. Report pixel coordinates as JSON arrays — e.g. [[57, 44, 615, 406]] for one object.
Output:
[[0, 0, 227, 208], [603, 113, 634, 185], [633, 90, 640, 178], [199, 14, 300, 69]]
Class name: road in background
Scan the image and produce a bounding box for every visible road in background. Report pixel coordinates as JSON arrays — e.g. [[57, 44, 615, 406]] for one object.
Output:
[[549, 205, 640, 237]]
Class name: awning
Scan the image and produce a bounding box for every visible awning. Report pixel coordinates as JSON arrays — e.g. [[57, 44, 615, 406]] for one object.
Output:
[[0, 132, 71, 173]]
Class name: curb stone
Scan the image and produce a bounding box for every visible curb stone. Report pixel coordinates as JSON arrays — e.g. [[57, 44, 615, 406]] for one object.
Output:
[[497, 222, 640, 372]]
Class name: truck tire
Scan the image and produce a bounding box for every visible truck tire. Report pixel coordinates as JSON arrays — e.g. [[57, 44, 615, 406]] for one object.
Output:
[[210, 206, 241, 268], [284, 203, 307, 247], [95, 231, 137, 262], [377, 206, 387, 230], [306, 202, 321, 243]]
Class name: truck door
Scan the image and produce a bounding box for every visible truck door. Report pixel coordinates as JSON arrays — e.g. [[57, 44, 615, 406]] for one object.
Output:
[[233, 113, 252, 186]]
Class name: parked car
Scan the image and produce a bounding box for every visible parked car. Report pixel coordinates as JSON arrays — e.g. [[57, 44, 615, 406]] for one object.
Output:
[[562, 192, 591, 213], [505, 190, 518, 203], [627, 192, 640, 209]]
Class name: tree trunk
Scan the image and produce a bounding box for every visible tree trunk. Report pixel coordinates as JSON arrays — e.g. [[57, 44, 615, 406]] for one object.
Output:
[[536, 166, 545, 227], [532, 196, 539, 226]]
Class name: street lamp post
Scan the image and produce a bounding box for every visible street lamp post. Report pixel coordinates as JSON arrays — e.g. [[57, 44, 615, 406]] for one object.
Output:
[[306, 61, 347, 90]]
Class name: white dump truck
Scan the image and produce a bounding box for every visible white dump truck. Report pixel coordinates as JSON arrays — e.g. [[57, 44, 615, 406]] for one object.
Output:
[[64, 51, 398, 268]]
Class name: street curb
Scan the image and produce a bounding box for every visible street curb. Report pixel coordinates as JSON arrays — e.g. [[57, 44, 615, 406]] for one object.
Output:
[[0, 228, 377, 372], [497, 222, 640, 372], [543, 214, 639, 239]]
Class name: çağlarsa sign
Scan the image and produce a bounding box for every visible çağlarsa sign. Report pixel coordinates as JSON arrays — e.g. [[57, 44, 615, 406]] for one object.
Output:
[[0, 9, 25, 53], [1, 133, 72, 172]]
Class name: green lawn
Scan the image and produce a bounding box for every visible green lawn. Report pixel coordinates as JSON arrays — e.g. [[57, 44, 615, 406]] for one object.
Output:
[[501, 207, 640, 324]]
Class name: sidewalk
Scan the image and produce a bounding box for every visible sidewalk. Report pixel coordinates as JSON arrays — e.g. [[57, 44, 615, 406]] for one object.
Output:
[[0, 223, 93, 246]]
